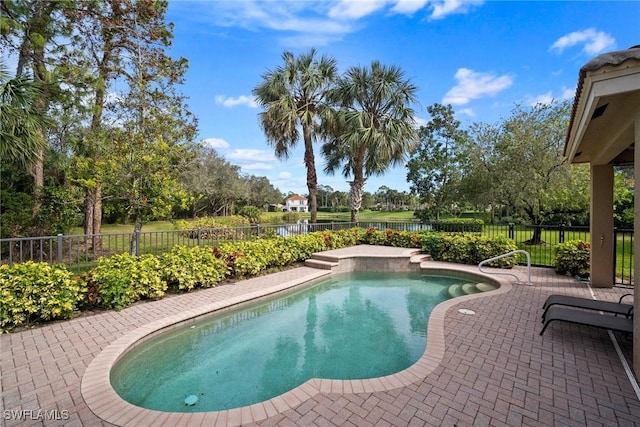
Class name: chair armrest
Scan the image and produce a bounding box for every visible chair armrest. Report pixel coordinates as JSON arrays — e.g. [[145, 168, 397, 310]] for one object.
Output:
[[619, 293, 633, 304]]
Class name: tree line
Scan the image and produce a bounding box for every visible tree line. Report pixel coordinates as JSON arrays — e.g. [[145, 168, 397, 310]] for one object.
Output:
[[0, 1, 282, 243], [2, 2, 632, 244]]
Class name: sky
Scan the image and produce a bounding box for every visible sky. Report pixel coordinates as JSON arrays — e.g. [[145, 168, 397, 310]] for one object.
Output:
[[164, 0, 640, 197]]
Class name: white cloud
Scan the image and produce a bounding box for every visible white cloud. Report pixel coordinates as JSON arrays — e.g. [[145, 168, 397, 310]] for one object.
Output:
[[201, 137, 230, 149], [391, 0, 430, 15], [226, 149, 277, 162], [550, 28, 616, 55], [329, 0, 481, 20], [560, 87, 575, 101], [428, 0, 484, 20], [279, 172, 292, 179], [414, 116, 429, 127], [443, 68, 513, 105], [527, 87, 576, 106], [457, 108, 475, 117], [529, 91, 554, 106], [329, 0, 388, 20], [215, 95, 259, 108], [186, 0, 482, 47]]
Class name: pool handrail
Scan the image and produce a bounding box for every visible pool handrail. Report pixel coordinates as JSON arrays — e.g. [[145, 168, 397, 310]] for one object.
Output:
[[478, 250, 532, 285]]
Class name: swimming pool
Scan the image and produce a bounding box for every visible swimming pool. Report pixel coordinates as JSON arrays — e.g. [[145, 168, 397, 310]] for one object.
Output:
[[110, 271, 496, 412]]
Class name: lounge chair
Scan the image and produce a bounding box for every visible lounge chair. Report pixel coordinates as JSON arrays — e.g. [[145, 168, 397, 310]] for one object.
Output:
[[540, 305, 633, 336], [542, 294, 633, 321]]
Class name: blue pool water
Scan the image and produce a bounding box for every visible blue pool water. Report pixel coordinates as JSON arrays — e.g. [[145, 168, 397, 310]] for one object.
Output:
[[110, 271, 485, 412]]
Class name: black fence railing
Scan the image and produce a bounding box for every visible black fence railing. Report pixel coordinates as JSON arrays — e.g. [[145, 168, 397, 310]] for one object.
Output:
[[0, 221, 633, 285]]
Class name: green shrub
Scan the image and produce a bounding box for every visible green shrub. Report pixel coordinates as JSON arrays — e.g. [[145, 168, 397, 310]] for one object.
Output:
[[237, 206, 262, 225], [359, 227, 388, 245], [161, 246, 228, 292], [420, 232, 517, 268], [214, 231, 337, 278], [554, 240, 590, 277], [433, 218, 484, 233], [323, 229, 359, 249], [216, 241, 269, 277], [0, 262, 85, 333], [174, 216, 251, 240], [90, 253, 165, 310]]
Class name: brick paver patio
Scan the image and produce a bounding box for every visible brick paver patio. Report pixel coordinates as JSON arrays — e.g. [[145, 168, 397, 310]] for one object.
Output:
[[1, 247, 639, 426]]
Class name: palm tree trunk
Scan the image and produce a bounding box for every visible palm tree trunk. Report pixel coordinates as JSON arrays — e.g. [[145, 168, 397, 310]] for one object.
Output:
[[303, 124, 318, 223]]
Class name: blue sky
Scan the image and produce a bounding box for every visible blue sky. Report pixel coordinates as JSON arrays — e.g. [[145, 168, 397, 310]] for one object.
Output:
[[165, 0, 640, 196]]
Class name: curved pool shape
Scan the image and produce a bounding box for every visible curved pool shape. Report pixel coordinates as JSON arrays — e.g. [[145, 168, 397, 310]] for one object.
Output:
[[110, 271, 497, 412]]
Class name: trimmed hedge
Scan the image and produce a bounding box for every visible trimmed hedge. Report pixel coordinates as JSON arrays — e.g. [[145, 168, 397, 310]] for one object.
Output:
[[162, 246, 229, 292], [432, 218, 484, 233], [554, 240, 590, 277], [90, 253, 166, 310], [0, 262, 85, 333], [420, 232, 517, 268]]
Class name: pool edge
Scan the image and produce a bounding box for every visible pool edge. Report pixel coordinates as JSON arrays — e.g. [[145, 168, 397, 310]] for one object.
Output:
[[81, 248, 513, 426]]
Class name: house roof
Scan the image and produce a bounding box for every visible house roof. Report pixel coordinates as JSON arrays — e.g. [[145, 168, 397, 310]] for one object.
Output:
[[564, 45, 640, 165], [286, 195, 307, 201]]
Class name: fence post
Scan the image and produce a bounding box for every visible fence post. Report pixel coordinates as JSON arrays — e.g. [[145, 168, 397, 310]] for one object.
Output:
[[197, 228, 201, 247], [57, 234, 63, 263], [559, 224, 565, 244], [508, 223, 514, 239]]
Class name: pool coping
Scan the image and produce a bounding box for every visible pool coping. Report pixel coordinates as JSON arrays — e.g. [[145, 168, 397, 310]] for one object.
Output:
[[81, 246, 513, 426]]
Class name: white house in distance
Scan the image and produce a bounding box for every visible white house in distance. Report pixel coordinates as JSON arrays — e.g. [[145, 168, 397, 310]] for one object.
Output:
[[283, 195, 308, 212]]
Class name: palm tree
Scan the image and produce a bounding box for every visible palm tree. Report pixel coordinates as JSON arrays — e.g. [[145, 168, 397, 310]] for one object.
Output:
[[252, 49, 338, 223], [0, 61, 49, 169], [323, 61, 419, 222]]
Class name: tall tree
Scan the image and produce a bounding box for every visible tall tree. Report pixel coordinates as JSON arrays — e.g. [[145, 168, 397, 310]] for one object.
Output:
[[407, 103, 467, 220], [323, 61, 418, 222], [1, 0, 71, 221], [252, 49, 338, 224], [0, 60, 49, 168], [459, 101, 589, 241], [181, 147, 246, 217], [96, 0, 197, 254]]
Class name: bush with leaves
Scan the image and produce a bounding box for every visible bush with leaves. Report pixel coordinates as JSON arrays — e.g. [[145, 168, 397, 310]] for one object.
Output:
[[554, 240, 590, 277], [433, 218, 484, 233], [161, 246, 229, 292], [238, 206, 263, 225], [0, 262, 85, 332], [420, 232, 516, 267], [90, 253, 165, 310]]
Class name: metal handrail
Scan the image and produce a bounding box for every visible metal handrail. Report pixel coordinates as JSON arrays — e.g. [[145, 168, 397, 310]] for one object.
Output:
[[478, 250, 531, 285]]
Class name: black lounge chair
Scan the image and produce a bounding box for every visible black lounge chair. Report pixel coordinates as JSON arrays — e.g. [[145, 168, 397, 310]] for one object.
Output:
[[542, 294, 633, 322], [540, 305, 633, 336]]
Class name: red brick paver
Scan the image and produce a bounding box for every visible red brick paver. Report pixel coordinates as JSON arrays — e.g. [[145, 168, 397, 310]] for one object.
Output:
[[1, 249, 639, 426]]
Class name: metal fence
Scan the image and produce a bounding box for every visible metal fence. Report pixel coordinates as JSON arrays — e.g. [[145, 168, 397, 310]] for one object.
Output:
[[0, 221, 633, 285]]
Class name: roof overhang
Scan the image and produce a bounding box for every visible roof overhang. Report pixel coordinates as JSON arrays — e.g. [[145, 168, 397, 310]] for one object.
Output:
[[564, 46, 640, 166]]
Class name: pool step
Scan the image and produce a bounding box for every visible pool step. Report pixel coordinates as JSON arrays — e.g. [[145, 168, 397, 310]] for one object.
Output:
[[305, 258, 339, 270], [447, 282, 495, 298], [448, 284, 465, 298], [410, 254, 433, 264]]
